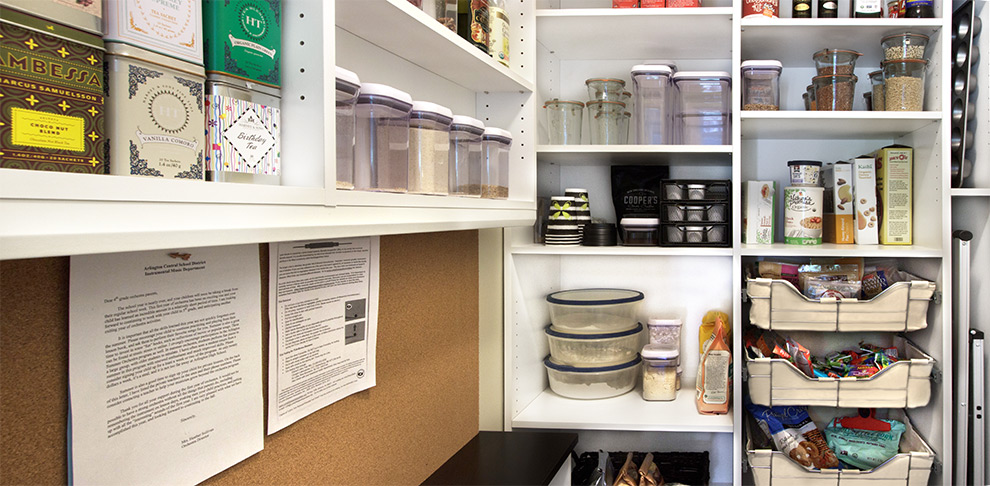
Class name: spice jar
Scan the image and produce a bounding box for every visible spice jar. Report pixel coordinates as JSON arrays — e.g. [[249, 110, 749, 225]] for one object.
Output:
[[449, 115, 486, 196], [813, 74, 857, 111], [354, 83, 413, 192], [813, 49, 863, 75], [481, 127, 512, 199], [883, 59, 927, 111], [631, 64, 674, 144], [642, 345, 679, 401], [335, 66, 361, 190], [586, 78, 627, 102], [408, 101, 454, 195], [741, 60, 783, 111], [868, 70, 886, 111], [881, 32, 929, 61], [587, 101, 628, 145], [647, 318, 681, 348], [544, 100, 584, 145]]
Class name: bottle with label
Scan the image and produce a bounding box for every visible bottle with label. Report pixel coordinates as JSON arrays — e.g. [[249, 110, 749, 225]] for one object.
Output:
[[695, 315, 731, 415], [488, 0, 510, 67], [903, 0, 934, 17], [457, 0, 489, 53], [818, 0, 838, 16], [852, 0, 883, 16], [793, 0, 813, 17]]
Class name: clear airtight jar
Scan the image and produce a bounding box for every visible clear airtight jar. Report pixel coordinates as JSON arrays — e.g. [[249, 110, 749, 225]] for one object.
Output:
[[587, 100, 628, 145], [544, 99, 584, 145], [355, 83, 413, 192], [449, 115, 486, 197], [631, 64, 674, 145], [672, 72, 732, 145], [869, 70, 885, 111], [482, 127, 512, 199], [882, 59, 927, 111], [408, 101, 453, 195], [642, 345, 679, 401], [335, 66, 361, 190], [741, 60, 782, 111]]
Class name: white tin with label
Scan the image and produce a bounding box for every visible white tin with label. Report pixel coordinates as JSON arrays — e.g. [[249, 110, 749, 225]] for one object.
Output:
[[103, 0, 203, 64], [205, 74, 281, 185]]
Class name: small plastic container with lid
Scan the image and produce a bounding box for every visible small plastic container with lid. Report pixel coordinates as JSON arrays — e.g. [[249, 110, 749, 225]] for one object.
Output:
[[869, 70, 886, 111], [672, 72, 732, 145], [620, 218, 660, 246], [881, 33, 929, 61], [449, 115, 486, 196], [642, 345, 679, 401], [544, 100, 584, 145], [355, 83, 413, 192], [335, 67, 361, 190], [813, 74, 857, 111], [631, 64, 674, 145], [586, 78, 627, 102], [741, 60, 782, 111], [883, 59, 927, 111], [408, 101, 454, 195], [482, 127, 512, 199], [647, 318, 682, 348], [587, 101, 628, 145]]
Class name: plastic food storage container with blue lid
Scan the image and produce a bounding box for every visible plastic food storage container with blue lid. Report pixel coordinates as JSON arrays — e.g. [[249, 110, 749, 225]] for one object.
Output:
[[544, 354, 641, 399], [545, 322, 644, 367], [546, 288, 644, 333]]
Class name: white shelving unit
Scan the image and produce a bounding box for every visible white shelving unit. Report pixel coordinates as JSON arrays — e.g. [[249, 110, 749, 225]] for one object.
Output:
[[0, 0, 539, 260], [503, 1, 955, 485]]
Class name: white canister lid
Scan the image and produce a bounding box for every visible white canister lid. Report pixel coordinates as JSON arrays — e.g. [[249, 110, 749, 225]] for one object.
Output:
[[551, 196, 575, 201], [564, 188, 588, 193], [642, 344, 679, 360], [411, 100, 454, 118], [672, 71, 732, 82], [451, 115, 485, 130], [336, 66, 360, 86], [483, 127, 512, 139], [358, 83, 413, 104], [631, 64, 674, 76], [620, 217, 660, 226], [741, 60, 783, 70], [647, 318, 682, 327], [643, 60, 678, 70]]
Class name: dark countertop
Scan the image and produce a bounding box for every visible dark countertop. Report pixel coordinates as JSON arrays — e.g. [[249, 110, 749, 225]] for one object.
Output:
[[422, 431, 579, 485]]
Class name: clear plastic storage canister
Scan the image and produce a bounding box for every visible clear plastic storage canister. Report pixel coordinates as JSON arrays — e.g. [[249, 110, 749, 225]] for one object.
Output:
[[355, 83, 413, 192], [449, 115, 486, 197], [482, 127, 512, 199], [408, 101, 453, 195], [631, 64, 674, 144], [741, 60, 782, 111], [642, 345, 679, 401], [672, 72, 731, 145], [335, 66, 361, 190], [882, 59, 927, 111]]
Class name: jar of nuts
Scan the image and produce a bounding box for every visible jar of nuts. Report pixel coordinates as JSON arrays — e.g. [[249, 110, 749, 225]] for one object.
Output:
[[812, 74, 858, 111], [881, 32, 929, 61], [882, 59, 927, 111]]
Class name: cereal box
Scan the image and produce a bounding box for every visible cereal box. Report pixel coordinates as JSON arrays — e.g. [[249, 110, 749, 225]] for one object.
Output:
[[852, 156, 879, 245], [823, 162, 854, 244], [874, 145, 913, 245], [743, 181, 776, 244]]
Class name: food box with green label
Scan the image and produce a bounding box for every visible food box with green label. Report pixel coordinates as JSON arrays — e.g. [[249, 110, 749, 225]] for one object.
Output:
[[1, 8, 106, 173], [203, 0, 281, 88]]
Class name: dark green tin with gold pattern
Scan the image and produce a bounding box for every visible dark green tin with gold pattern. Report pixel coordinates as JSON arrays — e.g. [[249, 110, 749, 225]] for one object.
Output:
[[203, 0, 281, 88], [0, 7, 105, 173]]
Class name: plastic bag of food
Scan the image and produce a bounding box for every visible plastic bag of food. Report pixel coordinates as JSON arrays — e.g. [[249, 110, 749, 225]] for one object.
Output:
[[637, 453, 664, 486], [590, 449, 615, 486], [614, 452, 639, 486], [745, 400, 841, 469], [824, 417, 906, 470], [758, 261, 800, 287], [698, 310, 731, 353], [805, 277, 863, 299]]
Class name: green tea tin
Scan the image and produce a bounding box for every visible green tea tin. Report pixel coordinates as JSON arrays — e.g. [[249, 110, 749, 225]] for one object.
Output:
[[1, 8, 106, 173], [203, 0, 281, 88], [105, 42, 205, 179]]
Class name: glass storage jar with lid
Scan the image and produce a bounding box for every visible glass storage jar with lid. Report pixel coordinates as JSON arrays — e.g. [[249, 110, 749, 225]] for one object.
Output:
[[335, 66, 361, 190], [355, 83, 414, 192], [482, 127, 512, 199], [408, 101, 453, 195], [587, 100, 628, 145], [631, 64, 674, 145], [882, 59, 927, 111], [449, 115, 486, 197], [869, 70, 885, 111], [741, 60, 782, 111], [813, 74, 857, 111], [544, 100, 584, 145]]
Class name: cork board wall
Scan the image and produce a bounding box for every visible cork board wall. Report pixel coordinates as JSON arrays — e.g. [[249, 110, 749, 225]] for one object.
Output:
[[0, 231, 480, 485]]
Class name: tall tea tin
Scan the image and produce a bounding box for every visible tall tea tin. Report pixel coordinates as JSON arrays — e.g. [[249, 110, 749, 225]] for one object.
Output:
[[105, 43, 205, 179], [203, 0, 281, 88], [0, 0, 103, 35], [1, 8, 106, 173], [102, 0, 203, 65], [205, 75, 280, 184]]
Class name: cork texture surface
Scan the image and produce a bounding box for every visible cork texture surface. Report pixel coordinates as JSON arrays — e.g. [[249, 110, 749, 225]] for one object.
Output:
[[0, 231, 479, 485]]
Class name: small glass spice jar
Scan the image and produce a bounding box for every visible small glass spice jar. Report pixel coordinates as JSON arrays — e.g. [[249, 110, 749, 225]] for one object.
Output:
[[869, 70, 886, 111], [741, 60, 783, 111], [642, 344, 679, 401], [813, 74, 857, 111], [882, 59, 927, 111]]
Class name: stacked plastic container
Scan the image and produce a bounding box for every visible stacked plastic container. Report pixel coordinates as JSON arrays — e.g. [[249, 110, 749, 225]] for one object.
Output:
[[672, 72, 732, 145], [481, 128, 512, 199], [631, 64, 675, 144], [449, 116, 486, 197], [335, 67, 361, 190], [408, 101, 454, 195], [354, 83, 414, 192]]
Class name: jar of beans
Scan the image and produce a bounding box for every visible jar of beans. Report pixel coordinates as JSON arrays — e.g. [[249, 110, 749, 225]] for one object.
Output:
[[881, 32, 929, 61], [882, 59, 927, 111], [812, 48, 863, 75], [813, 74, 857, 111]]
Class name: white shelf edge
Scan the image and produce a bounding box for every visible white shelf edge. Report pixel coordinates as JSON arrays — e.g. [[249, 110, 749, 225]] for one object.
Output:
[[950, 188, 990, 197], [740, 17, 945, 27], [511, 244, 733, 256], [511, 388, 733, 433], [537, 145, 733, 154], [536, 7, 734, 18], [740, 111, 942, 121], [739, 243, 943, 257], [335, 190, 535, 210]]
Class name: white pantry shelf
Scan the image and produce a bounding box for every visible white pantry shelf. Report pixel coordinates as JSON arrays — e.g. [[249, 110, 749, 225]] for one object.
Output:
[[511, 243, 733, 257], [739, 111, 942, 139], [512, 388, 733, 433], [740, 243, 943, 257], [336, 0, 534, 93], [950, 188, 990, 197], [535, 8, 733, 61], [537, 145, 732, 165], [335, 190, 535, 210]]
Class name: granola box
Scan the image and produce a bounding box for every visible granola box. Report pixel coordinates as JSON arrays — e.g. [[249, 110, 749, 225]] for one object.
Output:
[[874, 145, 913, 245], [823, 161, 854, 244]]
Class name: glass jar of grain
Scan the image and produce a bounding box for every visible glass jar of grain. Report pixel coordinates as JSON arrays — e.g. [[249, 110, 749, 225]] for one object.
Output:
[[812, 74, 857, 111], [869, 70, 886, 111], [882, 59, 927, 111]]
